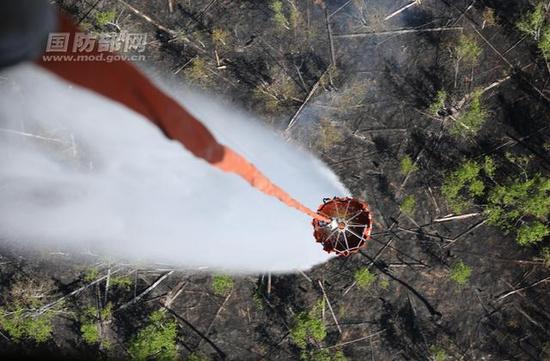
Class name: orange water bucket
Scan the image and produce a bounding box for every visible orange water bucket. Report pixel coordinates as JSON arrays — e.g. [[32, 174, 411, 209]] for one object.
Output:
[[312, 197, 372, 256]]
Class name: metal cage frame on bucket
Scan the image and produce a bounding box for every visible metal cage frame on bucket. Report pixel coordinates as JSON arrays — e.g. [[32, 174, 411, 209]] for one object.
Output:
[[312, 197, 373, 256]]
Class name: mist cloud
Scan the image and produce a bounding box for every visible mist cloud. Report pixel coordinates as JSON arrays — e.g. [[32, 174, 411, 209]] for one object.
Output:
[[0, 64, 349, 273]]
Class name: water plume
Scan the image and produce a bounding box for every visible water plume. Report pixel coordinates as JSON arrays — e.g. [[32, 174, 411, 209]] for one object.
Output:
[[0, 64, 349, 273]]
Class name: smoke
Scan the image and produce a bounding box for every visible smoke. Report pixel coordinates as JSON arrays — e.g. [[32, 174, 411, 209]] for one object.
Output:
[[0, 64, 349, 273]]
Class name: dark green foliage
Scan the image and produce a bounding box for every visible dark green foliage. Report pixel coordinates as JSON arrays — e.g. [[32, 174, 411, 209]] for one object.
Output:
[[290, 300, 326, 349], [516, 221, 550, 246], [443, 157, 549, 246], [0, 278, 56, 343], [80, 322, 100, 344], [270, 0, 289, 29], [441, 160, 484, 213], [516, 2, 550, 60], [84, 268, 100, 282], [79, 303, 112, 347], [291, 302, 347, 361], [251, 287, 264, 310], [449, 260, 472, 285], [428, 90, 448, 116], [456, 35, 482, 63], [486, 175, 550, 244], [128, 310, 178, 361], [516, 2, 545, 38], [211, 275, 234, 296], [332, 351, 348, 361], [95, 10, 116, 26], [400, 195, 416, 217], [505, 151, 532, 170], [400, 155, 418, 175], [109, 275, 133, 289], [483, 156, 496, 178], [540, 26, 550, 60], [452, 90, 488, 136], [301, 349, 348, 361], [0, 308, 54, 343], [378, 277, 390, 289], [429, 345, 448, 361], [354, 267, 376, 289]]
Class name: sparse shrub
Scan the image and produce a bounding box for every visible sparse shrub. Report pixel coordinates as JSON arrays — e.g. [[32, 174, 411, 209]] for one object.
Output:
[[95, 10, 116, 26], [516, 2, 550, 60], [331, 79, 369, 109], [254, 67, 301, 112], [80, 322, 100, 344], [516, 221, 550, 246], [428, 90, 447, 116], [290, 300, 326, 349], [442, 160, 484, 213], [429, 345, 448, 361], [483, 156, 496, 178], [332, 351, 348, 361], [110, 275, 133, 289], [541, 247, 550, 268], [86, 269, 130, 289], [443, 157, 549, 246], [251, 288, 264, 310], [400, 155, 418, 175], [378, 278, 390, 290], [271, 73, 301, 100], [211, 275, 234, 296], [289, 2, 300, 29], [184, 58, 212, 86], [449, 260, 472, 285], [362, 8, 388, 33], [80, 22, 93, 32], [455, 34, 482, 63], [253, 86, 280, 113], [482, 8, 496, 27], [187, 352, 209, 361], [485, 175, 550, 245], [317, 119, 343, 152], [516, 2, 546, 39], [304, 349, 332, 361], [451, 90, 487, 137], [84, 268, 100, 282], [0, 277, 56, 343], [79, 303, 112, 347], [8, 278, 54, 308], [542, 342, 550, 361], [128, 310, 178, 361], [319, 65, 340, 90], [539, 25, 550, 60], [400, 195, 416, 217], [354, 267, 376, 289], [505, 151, 533, 170], [302, 349, 348, 361], [0, 308, 55, 343], [212, 28, 229, 47], [271, 0, 289, 29]]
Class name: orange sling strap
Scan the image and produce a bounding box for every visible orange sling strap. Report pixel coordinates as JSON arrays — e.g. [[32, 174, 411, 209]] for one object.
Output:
[[38, 13, 328, 222]]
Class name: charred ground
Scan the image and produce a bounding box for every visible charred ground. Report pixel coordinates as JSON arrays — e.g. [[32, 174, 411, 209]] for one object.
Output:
[[1, 0, 549, 360]]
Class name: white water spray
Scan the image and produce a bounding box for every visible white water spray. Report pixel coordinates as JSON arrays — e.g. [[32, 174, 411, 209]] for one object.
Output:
[[0, 64, 349, 273]]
